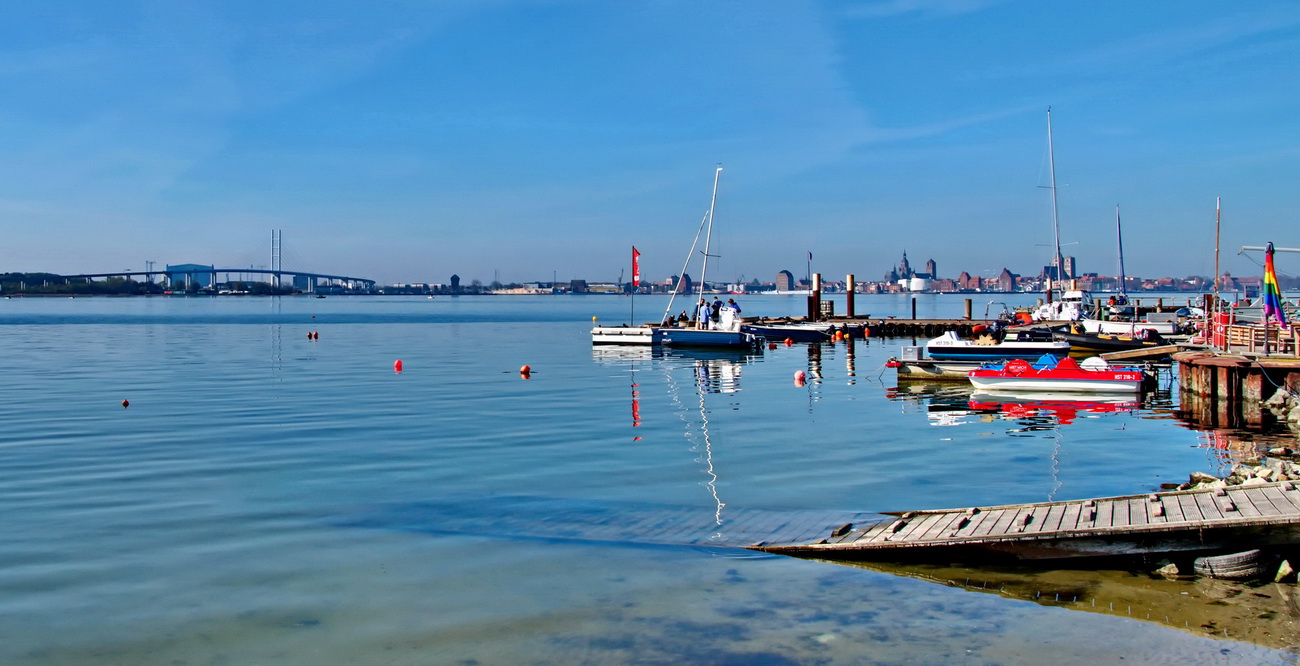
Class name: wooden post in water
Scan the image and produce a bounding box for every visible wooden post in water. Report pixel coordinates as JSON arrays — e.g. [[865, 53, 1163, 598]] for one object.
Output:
[[964, 298, 972, 320], [808, 273, 822, 321], [911, 296, 917, 320], [846, 274, 855, 318]]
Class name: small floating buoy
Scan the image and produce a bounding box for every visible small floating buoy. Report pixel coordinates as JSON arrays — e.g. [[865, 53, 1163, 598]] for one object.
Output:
[[394, 360, 403, 373], [121, 399, 129, 408], [307, 332, 312, 339], [767, 342, 777, 350], [312, 331, 319, 340], [784, 338, 794, 346], [519, 364, 531, 374], [592, 316, 598, 322], [793, 370, 806, 387]]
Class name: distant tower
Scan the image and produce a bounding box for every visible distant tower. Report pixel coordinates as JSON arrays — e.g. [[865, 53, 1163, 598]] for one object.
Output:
[[898, 251, 912, 279], [672, 274, 693, 295], [450, 274, 461, 293], [775, 270, 794, 291], [1062, 256, 1076, 280], [925, 258, 936, 279]]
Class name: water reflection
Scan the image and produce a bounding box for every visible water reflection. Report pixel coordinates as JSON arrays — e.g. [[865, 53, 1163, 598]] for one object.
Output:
[[826, 558, 1300, 650], [594, 347, 759, 532]]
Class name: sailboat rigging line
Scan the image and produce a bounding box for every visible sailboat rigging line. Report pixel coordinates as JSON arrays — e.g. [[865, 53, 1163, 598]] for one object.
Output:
[[662, 210, 712, 323]]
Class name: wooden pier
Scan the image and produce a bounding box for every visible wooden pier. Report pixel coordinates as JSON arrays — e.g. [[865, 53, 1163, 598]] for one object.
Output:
[[1175, 350, 1300, 429], [749, 481, 1300, 563]]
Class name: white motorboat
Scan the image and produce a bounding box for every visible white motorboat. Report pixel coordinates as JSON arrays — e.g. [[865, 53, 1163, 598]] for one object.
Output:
[[925, 330, 1070, 361]]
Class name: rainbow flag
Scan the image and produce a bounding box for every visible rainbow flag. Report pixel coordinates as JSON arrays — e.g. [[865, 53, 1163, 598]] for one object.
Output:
[[1263, 242, 1288, 327]]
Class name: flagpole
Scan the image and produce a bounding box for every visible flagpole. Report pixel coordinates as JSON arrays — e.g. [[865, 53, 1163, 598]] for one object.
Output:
[[1214, 197, 1221, 350]]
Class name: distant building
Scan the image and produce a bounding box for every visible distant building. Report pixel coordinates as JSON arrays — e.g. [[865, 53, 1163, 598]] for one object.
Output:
[[995, 268, 1019, 292], [775, 270, 794, 291], [1042, 256, 1076, 281], [450, 274, 461, 293], [671, 274, 693, 295], [166, 264, 215, 289], [886, 251, 936, 287]]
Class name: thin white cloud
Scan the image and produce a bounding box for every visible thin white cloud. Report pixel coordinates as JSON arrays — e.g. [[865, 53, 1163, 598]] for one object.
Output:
[[838, 0, 1016, 20]]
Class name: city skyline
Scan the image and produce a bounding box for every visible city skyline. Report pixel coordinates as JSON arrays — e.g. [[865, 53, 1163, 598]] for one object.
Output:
[[3, 2, 1298, 285]]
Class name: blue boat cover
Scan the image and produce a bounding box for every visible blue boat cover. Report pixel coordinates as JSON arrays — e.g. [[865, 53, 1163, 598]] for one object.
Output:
[[1031, 354, 1060, 370]]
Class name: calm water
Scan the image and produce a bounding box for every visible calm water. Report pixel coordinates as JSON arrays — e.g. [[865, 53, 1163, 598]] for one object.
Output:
[[0, 293, 1292, 664]]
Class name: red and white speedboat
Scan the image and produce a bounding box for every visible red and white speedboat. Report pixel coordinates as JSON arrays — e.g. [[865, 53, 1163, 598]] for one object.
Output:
[[967, 355, 1149, 393]]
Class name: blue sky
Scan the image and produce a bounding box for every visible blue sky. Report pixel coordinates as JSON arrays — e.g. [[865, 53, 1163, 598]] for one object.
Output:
[[2, 1, 1298, 286]]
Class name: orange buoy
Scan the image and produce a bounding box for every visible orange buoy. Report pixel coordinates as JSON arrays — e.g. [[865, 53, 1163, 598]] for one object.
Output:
[[394, 360, 403, 373], [520, 365, 531, 374], [793, 370, 806, 387], [121, 399, 129, 408], [784, 338, 794, 346]]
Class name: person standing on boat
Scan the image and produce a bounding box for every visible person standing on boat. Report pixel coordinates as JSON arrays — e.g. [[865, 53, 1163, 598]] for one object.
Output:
[[697, 299, 713, 329], [711, 298, 722, 322], [726, 298, 741, 316]]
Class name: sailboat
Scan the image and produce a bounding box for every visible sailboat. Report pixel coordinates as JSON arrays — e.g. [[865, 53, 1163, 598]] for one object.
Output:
[[591, 166, 758, 348], [1075, 206, 1182, 336], [1030, 108, 1096, 323]]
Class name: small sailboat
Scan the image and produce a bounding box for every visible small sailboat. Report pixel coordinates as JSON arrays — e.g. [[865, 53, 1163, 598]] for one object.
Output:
[[1075, 206, 1183, 336], [591, 166, 757, 349]]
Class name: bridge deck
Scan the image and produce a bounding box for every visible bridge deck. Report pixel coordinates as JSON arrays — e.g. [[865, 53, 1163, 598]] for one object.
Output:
[[749, 481, 1300, 561]]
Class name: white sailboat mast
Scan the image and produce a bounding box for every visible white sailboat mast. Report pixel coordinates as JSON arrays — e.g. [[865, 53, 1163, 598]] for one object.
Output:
[[1047, 108, 1064, 282], [697, 165, 723, 301], [1116, 205, 1126, 295]]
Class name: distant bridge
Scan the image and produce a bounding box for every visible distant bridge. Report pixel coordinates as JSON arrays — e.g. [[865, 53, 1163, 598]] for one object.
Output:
[[58, 268, 376, 293]]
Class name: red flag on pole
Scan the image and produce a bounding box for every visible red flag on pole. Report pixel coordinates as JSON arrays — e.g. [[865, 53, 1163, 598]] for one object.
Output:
[[632, 247, 641, 286]]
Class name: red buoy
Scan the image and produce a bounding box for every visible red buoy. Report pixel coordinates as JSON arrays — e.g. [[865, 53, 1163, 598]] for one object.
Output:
[[394, 360, 403, 373], [784, 338, 794, 346], [121, 399, 129, 408], [520, 365, 531, 374], [793, 370, 806, 387]]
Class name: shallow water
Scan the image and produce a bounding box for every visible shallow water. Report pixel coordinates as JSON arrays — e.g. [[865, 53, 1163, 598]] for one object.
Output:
[[0, 293, 1293, 664]]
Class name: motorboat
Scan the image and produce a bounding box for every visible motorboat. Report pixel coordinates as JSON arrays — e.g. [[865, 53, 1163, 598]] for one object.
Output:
[[741, 321, 857, 342], [924, 329, 1070, 361], [1031, 289, 1095, 322], [967, 354, 1150, 393], [1053, 326, 1172, 354]]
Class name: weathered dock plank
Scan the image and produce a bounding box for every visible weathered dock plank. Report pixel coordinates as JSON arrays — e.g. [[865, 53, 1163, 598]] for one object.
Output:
[[748, 481, 1300, 562]]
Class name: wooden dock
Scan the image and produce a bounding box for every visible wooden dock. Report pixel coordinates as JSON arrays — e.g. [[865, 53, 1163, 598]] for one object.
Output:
[[749, 481, 1300, 563]]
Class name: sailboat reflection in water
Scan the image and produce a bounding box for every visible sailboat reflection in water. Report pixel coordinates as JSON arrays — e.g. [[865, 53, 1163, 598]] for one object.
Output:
[[665, 355, 744, 536]]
